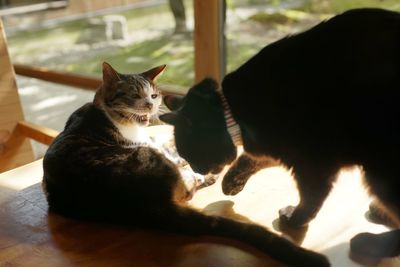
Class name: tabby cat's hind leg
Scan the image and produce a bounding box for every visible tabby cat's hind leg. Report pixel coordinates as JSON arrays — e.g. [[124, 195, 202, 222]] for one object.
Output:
[[222, 153, 278, 195]]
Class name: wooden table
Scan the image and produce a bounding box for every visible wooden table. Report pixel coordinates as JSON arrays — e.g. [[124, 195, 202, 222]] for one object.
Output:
[[0, 125, 398, 267]]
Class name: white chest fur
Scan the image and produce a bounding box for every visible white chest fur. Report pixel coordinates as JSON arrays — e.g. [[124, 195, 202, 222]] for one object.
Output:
[[113, 121, 152, 145]]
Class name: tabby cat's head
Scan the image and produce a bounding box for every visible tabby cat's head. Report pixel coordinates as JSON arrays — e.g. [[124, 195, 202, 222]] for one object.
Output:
[[95, 62, 166, 126]]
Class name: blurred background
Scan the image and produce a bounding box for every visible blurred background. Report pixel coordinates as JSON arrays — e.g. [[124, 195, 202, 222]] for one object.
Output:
[[4, 0, 400, 89], [1, 0, 400, 157]]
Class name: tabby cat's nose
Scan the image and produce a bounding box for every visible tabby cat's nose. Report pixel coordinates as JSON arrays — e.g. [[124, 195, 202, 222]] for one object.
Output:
[[145, 102, 153, 109]]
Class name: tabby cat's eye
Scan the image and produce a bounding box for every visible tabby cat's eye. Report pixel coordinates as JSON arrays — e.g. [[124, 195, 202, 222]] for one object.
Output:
[[151, 94, 159, 99]]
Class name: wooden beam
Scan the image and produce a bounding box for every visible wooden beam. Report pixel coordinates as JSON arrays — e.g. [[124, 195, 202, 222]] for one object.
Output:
[[194, 0, 225, 83], [17, 121, 59, 146], [14, 64, 102, 91], [14, 64, 185, 95], [0, 1, 68, 17]]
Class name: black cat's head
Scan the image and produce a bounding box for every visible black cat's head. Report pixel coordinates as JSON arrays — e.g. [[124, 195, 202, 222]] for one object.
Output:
[[95, 62, 166, 126], [160, 78, 237, 174]]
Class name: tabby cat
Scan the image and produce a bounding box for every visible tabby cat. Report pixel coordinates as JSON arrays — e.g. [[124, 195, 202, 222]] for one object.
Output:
[[42, 63, 329, 267], [160, 8, 400, 258]]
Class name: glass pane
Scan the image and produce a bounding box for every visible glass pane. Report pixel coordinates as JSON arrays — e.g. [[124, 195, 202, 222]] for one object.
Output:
[[226, 0, 400, 73], [5, 0, 194, 92], [3, 0, 194, 158]]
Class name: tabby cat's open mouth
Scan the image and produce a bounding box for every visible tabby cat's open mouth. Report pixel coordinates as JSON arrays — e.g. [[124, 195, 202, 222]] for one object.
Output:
[[134, 113, 149, 124]]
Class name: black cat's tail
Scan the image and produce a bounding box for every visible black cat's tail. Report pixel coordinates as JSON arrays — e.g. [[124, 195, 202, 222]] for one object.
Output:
[[153, 205, 330, 267]]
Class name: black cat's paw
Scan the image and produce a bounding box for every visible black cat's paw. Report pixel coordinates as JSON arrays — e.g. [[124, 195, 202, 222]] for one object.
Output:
[[367, 200, 395, 227], [221, 170, 250, 195], [279, 205, 296, 224], [222, 179, 246, 195], [350, 231, 400, 258], [279, 206, 309, 228]]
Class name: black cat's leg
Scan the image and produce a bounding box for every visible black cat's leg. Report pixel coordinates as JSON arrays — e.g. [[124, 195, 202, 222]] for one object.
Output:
[[351, 164, 400, 257], [222, 153, 279, 195], [280, 164, 337, 228], [367, 199, 396, 226], [222, 153, 258, 195]]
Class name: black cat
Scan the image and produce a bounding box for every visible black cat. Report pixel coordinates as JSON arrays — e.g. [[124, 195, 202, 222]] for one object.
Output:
[[160, 8, 400, 258], [42, 63, 329, 267]]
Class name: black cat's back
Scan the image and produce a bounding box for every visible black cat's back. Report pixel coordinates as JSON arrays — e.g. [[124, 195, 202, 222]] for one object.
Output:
[[224, 8, 400, 103], [223, 8, 400, 256], [160, 7, 400, 260], [222, 8, 400, 161]]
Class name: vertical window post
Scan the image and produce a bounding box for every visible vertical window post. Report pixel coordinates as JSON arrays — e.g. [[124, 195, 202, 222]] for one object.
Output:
[[194, 0, 226, 83]]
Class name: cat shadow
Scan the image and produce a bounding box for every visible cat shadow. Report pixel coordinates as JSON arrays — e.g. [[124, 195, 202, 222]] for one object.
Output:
[[202, 200, 309, 246], [201, 200, 254, 223]]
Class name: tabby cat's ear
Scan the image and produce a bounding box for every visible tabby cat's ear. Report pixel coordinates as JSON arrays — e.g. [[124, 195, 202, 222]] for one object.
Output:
[[142, 64, 166, 81], [163, 95, 184, 111], [159, 112, 191, 128], [102, 62, 120, 85]]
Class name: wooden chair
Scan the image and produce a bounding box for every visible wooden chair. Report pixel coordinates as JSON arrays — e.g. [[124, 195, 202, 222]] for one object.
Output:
[[0, 18, 58, 173]]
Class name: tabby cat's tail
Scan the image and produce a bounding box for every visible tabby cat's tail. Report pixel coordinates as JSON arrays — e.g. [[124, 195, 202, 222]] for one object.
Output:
[[155, 205, 330, 267]]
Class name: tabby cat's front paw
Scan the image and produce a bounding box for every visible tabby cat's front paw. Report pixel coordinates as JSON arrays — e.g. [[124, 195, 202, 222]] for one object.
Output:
[[197, 174, 218, 189], [193, 173, 205, 186], [279, 206, 309, 228]]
